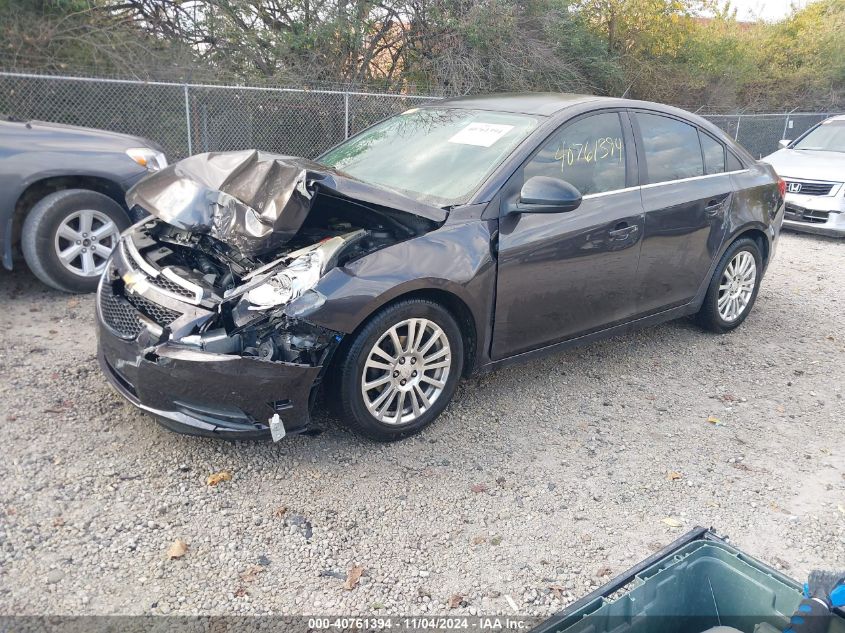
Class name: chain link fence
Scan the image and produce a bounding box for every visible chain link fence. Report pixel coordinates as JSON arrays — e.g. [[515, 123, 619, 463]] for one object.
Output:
[[0, 71, 840, 161], [703, 112, 840, 158], [0, 72, 438, 160]]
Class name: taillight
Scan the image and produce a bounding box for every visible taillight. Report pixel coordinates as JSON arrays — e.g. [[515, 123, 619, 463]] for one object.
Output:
[[777, 178, 786, 198]]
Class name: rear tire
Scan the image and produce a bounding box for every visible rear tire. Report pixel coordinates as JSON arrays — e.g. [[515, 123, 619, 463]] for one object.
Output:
[[21, 189, 129, 293], [334, 299, 464, 441], [695, 237, 763, 333]]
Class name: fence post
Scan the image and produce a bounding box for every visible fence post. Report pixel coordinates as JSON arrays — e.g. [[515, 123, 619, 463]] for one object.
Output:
[[734, 114, 741, 141], [183, 84, 193, 156], [781, 107, 797, 141], [344, 92, 350, 139]]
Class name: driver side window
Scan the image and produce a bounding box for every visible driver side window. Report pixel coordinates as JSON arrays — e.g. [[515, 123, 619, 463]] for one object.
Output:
[[524, 112, 627, 195]]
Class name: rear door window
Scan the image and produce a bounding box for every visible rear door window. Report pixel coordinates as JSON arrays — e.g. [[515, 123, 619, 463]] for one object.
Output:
[[699, 131, 726, 175], [524, 112, 627, 195], [636, 112, 704, 183]]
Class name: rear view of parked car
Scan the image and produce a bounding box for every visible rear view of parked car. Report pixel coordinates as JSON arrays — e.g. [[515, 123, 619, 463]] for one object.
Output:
[[763, 114, 845, 237], [96, 94, 784, 443], [0, 117, 167, 292]]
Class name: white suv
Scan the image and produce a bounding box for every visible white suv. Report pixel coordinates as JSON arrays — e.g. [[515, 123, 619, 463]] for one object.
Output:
[[763, 114, 845, 237]]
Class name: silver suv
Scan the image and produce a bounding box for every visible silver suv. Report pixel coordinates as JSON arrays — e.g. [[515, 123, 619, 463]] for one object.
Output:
[[763, 114, 845, 237]]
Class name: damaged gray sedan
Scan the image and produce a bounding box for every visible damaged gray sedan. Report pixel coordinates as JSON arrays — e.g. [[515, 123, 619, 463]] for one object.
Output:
[[97, 94, 783, 441]]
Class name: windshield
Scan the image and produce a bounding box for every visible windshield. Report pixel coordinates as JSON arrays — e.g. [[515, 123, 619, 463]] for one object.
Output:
[[319, 108, 539, 206], [792, 120, 845, 153]]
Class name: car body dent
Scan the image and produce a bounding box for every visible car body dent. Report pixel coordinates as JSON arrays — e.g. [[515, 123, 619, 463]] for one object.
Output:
[[304, 213, 497, 369], [125, 150, 447, 258]]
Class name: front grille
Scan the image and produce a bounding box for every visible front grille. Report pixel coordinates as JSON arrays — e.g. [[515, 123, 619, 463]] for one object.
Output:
[[785, 204, 830, 224], [153, 274, 196, 299], [119, 239, 198, 301], [784, 180, 836, 196], [125, 293, 180, 327], [99, 284, 144, 339]]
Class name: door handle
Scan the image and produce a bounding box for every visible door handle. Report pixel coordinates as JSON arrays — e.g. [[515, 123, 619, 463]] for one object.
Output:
[[608, 223, 639, 240], [705, 196, 729, 215]]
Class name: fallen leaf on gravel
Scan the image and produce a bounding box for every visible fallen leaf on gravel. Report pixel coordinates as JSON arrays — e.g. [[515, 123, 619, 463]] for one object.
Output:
[[274, 505, 288, 518], [343, 565, 364, 590], [167, 538, 188, 559], [206, 471, 232, 486], [549, 585, 566, 599], [490, 535, 502, 545], [596, 566, 612, 577], [666, 471, 683, 481], [776, 405, 785, 413], [52, 516, 65, 527], [234, 586, 248, 597], [67, 298, 79, 308], [240, 565, 264, 583], [661, 517, 683, 528], [448, 594, 465, 609], [706, 416, 723, 426], [771, 556, 791, 570], [471, 536, 486, 545], [471, 483, 488, 493]]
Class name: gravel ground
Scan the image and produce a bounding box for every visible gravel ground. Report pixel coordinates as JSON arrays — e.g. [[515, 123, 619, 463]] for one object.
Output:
[[0, 231, 843, 617]]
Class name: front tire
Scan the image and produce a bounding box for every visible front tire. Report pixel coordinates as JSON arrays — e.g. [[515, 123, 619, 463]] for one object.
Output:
[[334, 299, 464, 441], [21, 189, 129, 293], [695, 237, 763, 333]]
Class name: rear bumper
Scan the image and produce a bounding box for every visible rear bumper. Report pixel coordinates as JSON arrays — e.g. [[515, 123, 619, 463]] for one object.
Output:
[[97, 313, 322, 441]]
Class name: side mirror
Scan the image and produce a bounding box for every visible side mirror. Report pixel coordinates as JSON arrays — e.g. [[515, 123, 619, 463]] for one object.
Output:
[[778, 139, 791, 149], [509, 176, 583, 214]]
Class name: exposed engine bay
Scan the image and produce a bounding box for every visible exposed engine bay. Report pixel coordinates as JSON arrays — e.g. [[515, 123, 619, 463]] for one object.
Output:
[[103, 153, 443, 369]]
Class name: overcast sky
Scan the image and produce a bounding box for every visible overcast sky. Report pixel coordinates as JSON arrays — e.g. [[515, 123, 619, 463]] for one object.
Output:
[[726, 0, 813, 21]]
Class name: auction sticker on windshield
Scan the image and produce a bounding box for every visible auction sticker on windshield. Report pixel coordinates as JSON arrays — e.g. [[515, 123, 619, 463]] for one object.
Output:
[[448, 122, 514, 147]]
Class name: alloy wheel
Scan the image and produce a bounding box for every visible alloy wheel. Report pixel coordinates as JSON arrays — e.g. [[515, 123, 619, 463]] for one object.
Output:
[[53, 209, 120, 277], [361, 318, 451, 425], [718, 250, 756, 323]]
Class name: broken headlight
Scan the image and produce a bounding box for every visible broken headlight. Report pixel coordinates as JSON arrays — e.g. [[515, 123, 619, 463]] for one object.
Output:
[[238, 230, 365, 312], [245, 251, 322, 310]]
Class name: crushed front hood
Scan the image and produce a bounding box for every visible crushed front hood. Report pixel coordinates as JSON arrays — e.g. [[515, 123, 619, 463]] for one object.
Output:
[[126, 150, 447, 257]]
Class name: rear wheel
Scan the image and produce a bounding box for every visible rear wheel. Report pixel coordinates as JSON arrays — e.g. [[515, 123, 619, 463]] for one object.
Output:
[[334, 299, 464, 441], [695, 237, 762, 333], [21, 189, 129, 293]]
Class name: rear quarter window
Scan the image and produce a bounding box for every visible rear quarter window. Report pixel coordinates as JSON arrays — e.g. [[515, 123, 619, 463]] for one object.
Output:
[[726, 151, 743, 171], [699, 131, 726, 175]]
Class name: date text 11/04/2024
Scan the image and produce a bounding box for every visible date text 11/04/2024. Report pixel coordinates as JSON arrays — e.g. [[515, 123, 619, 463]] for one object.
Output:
[[307, 616, 533, 630]]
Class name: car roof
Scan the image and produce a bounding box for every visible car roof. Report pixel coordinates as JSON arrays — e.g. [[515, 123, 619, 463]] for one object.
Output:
[[825, 114, 845, 122], [425, 93, 755, 162], [429, 93, 604, 116]]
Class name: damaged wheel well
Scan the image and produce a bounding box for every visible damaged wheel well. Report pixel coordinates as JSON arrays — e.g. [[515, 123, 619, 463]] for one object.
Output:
[[330, 289, 477, 379]]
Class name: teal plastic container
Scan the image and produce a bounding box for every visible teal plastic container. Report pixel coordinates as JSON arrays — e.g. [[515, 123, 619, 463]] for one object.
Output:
[[534, 536, 845, 633]]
